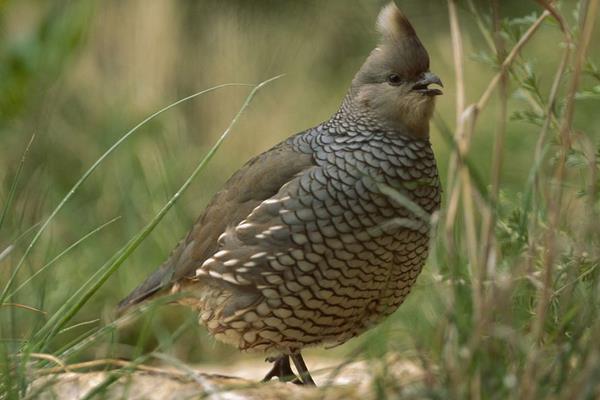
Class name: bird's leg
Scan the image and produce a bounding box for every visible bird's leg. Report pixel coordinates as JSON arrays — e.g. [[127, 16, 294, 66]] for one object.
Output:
[[262, 355, 299, 383], [290, 352, 316, 386]]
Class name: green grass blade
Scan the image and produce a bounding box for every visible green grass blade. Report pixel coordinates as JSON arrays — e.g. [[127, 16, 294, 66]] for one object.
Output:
[[0, 83, 254, 304], [55, 293, 185, 362], [0, 134, 35, 232], [7, 216, 121, 298], [32, 75, 283, 345], [76, 320, 193, 400], [0, 221, 43, 283]]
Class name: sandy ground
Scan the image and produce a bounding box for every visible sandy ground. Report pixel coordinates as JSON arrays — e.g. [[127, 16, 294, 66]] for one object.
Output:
[[30, 355, 428, 399]]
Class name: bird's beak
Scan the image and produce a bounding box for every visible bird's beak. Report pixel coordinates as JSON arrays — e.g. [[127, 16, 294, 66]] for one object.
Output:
[[412, 72, 443, 96]]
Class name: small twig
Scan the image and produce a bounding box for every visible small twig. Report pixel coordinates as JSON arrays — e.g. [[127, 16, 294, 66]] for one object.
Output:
[[534, 0, 572, 40], [476, 10, 550, 112]]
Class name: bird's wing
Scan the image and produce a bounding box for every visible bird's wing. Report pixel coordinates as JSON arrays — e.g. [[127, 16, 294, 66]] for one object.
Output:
[[117, 138, 315, 313], [190, 151, 380, 323]]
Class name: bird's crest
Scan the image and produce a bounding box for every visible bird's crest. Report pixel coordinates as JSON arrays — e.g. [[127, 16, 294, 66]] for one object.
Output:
[[359, 2, 430, 78], [376, 2, 417, 43]]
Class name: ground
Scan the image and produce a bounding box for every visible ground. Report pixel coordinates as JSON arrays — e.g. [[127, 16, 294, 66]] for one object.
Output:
[[31, 356, 427, 399]]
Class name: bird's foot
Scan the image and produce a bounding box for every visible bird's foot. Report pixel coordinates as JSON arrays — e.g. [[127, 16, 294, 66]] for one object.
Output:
[[262, 353, 316, 386], [262, 355, 300, 384], [290, 352, 316, 386]]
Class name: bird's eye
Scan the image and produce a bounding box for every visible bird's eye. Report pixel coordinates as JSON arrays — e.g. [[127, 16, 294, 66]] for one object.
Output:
[[387, 74, 402, 86]]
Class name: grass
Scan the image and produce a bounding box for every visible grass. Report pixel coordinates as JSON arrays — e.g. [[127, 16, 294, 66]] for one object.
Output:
[[0, 76, 283, 397], [1, 0, 600, 399], [421, 1, 600, 398]]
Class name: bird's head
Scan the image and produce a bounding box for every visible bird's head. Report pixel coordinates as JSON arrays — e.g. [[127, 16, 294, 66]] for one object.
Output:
[[352, 2, 442, 138]]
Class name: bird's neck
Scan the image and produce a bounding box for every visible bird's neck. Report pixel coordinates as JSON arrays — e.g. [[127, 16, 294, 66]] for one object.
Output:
[[329, 91, 430, 140]]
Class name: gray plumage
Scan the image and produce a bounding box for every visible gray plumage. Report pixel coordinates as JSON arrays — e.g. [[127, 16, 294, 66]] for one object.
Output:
[[118, 2, 442, 381]]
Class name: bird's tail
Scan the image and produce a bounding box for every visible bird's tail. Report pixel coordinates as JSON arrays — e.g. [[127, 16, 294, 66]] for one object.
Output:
[[116, 262, 175, 315]]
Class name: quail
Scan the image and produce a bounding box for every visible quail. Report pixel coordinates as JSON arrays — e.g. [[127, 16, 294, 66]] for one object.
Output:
[[118, 3, 442, 385]]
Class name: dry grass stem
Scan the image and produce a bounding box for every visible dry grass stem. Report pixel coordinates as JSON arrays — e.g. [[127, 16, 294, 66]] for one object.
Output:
[[521, 1, 599, 398], [476, 10, 550, 112], [35, 359, 183, 376], [0, 303, 47, 316], [444, 0, 466, 246]]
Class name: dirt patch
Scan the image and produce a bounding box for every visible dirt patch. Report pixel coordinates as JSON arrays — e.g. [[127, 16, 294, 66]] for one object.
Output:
[[30, 356, 428, 399]]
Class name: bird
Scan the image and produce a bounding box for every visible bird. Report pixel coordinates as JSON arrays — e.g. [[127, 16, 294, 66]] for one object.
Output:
[[118, 2, 442, 386]]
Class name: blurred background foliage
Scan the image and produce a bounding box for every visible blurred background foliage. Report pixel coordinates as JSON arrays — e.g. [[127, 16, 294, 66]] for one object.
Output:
[[1, 0, 599, 391]]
